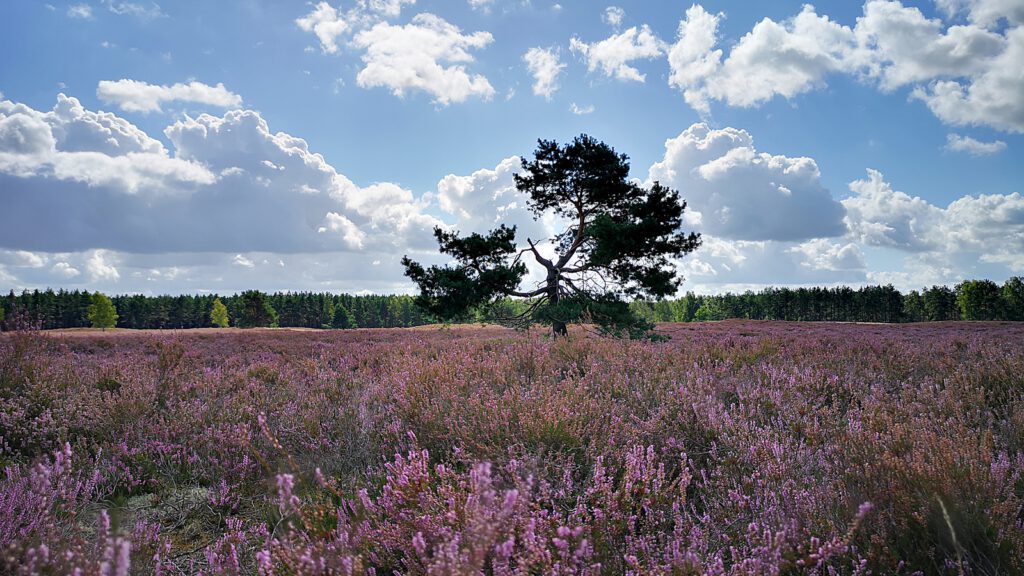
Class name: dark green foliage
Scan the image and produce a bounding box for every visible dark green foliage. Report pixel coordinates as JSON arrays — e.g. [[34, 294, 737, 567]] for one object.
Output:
[[403, 135, 701, 338], [332, 304, 358, 329], [235, 290, 278, 329], [401, 225, 527, 321], [924, 285, 960, 321], [1003, 277, 1024, 321]]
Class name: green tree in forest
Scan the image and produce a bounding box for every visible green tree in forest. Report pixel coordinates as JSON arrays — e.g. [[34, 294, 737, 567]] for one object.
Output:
[[402, 135, 701, 338], [236, 290, 278, 328], [210, 297, 229, 328], [320, 297, 335, 329], [332, 304, 358, 329], [956, 279, 1004, 320], [87, 292, 118, 330], [1002, 277, 1024, 321], [903, 290, 925, 322]]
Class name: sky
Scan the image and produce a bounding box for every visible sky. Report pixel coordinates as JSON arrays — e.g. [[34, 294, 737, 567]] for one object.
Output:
[[0, 0, 1022, 296]]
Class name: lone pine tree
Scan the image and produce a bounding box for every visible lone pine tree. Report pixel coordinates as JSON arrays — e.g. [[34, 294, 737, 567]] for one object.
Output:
[[403, 135, 701, 338]]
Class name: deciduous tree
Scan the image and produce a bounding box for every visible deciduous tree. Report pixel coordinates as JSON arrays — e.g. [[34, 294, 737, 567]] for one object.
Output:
[[86, 292, 118, 330], [210, 297, 229, 328]]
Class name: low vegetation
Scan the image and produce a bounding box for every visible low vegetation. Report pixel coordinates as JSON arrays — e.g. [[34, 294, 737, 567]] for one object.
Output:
[[2, 321, 1023, 573]]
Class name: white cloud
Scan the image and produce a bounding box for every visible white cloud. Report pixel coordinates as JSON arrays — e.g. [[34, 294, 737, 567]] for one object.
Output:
[[667, 1, 1024, 132], [232, 254, 255, 269], [67, 4, 93, 19], [52, 261, 81, 278], [296, 2, 351, 54], [851, 1, 1005, 91], [468, 0, 495, 10], [523, 46, 565, 100], [569, 103, 595, 115], [0, 94, 215, 194], [365, 0, 416, 19], [436, 155, 557, 244], [842, 169, 943, 251], [677, 235, 868, 294], [788, 239, 867, 272], [296, 1, 417, 54], [667, 5, 723, 114], [0, 250, 48, 268], [86, 249, 120, 281], [96, 79, 243, 114], [910, 25, 1024, 133], [570, 25, 664, 82], [13, 251, 46, 268], [945, 133, 1007, 154], [318, 212, 366, 249], [102, 1, 165, 19], [0, 94, 442, 256], [843, 169, 1024, 272], [936, 0, 1024, 27], [648, 123, 847, 242], [603, 6, 625, 29], [352, 13, 495, 105], [669, 5, 854, 112]]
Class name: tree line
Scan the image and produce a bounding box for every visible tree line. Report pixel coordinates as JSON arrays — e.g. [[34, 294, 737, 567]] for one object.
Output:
[[1, 278, 1021, 332], [0, 290, 430, 331], [630, 278, 1024, 323]]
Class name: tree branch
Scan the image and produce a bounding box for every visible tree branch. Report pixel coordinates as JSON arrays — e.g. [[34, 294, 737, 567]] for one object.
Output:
[[508, 287, 549, 298], [526, 238, 555, 270], [555, 209, 588, 269]]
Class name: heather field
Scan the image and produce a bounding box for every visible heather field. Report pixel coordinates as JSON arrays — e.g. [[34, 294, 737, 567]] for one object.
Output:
[[3, 322, 1024, 575]]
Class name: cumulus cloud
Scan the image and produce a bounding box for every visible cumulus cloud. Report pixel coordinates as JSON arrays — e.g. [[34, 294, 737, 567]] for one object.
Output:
[[352, 13, 495, 105], [0, 93, 442, 255], [910, 25, 1024, 133], [436, 155, 558, 244], [843, 169, 1024, 271], [296, 2, 351, 54], [676, 236, 869, 294], [52, 261, 81, 278], [648, 123, 847, 242], [936, 0, 1024, 27], [96, 79, 243, 114], [570, 25, 664, 82], [945, 133, 1007, 154], [523, 47, 565, 100], [667, 1, 1024, 132], [789, 239, 867, 272], [669, 4, 854, 112], [86, 249, 120, 281], [842, 169, 944, 251], [0, 94, 214, 194]]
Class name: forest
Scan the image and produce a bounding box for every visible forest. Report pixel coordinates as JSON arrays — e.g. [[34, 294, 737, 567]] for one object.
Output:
[[2, 277, 1021, 331]]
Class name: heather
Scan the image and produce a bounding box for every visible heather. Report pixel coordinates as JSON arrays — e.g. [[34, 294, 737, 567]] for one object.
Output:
[[2, 322, 1023, 574]]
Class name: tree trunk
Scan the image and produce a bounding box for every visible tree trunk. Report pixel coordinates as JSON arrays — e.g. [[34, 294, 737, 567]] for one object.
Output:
[[547, 274, 567, 338]]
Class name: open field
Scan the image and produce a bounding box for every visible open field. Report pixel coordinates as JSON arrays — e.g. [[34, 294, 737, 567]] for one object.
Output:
[[3, 321, 1024, 574]]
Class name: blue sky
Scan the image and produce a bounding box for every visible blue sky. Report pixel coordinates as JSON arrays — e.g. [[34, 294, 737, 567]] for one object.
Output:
[[1, 0, 1022, 295]]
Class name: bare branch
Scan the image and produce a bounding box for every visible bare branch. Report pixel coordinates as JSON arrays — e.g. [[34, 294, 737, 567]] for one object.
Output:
[[526, 238, 555, 270]]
